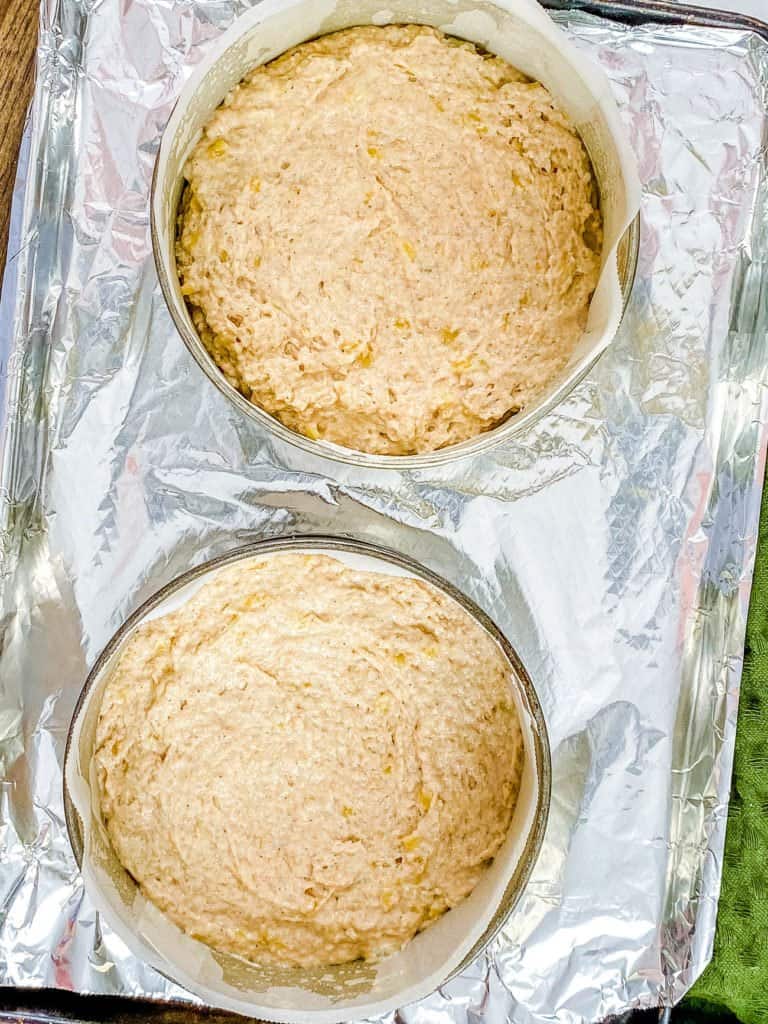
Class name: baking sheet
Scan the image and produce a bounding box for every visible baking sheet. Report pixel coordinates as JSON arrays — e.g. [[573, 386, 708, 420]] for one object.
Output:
[[1, 2, 767, 1023]]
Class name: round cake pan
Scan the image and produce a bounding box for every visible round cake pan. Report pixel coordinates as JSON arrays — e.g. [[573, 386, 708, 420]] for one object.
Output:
[[64, 535, 551, 1023], [150, 0, 641, 470]]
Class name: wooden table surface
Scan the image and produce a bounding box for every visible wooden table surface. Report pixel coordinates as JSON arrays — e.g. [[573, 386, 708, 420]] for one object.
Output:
[[0, 0, 37, 275]]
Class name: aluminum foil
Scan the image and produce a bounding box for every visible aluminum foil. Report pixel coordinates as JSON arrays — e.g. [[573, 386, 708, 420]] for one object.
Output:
[[1, 2, 767, 1022]]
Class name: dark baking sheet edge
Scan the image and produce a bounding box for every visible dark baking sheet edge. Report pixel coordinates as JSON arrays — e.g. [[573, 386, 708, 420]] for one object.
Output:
[[545, 0, 768, 38]]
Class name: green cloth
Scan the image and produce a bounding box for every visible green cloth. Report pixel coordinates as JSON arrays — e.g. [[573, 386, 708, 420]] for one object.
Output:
[[684, 471, 768, 1023]]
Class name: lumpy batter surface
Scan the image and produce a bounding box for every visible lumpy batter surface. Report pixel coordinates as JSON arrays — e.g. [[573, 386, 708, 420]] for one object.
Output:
[[95, 553, 523, 967], [176, 25, 602, 455]]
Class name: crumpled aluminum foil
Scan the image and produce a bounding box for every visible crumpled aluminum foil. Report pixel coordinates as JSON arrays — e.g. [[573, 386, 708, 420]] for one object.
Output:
[[1, 2, 767, 1021]]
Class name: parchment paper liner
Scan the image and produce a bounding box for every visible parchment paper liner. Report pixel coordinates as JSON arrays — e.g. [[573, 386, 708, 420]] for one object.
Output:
[[150, 0, 642, 469], [64, 537, 551, 1022]]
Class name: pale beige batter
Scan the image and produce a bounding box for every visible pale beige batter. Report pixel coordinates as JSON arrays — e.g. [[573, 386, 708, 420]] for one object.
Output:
[[94, 553, 523, 967], [176, 25, 602, 455]]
